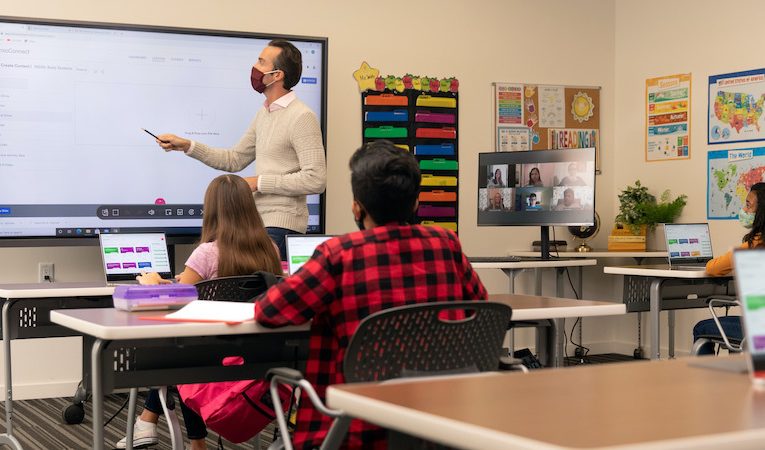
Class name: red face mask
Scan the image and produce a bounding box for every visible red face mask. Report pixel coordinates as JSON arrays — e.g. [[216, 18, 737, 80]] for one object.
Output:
[[250, 67, 279, 93]]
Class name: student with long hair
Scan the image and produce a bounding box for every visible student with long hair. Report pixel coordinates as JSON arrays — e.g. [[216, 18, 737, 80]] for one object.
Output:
[[116, 174, 282, 450], [693, 182, 765, 355]]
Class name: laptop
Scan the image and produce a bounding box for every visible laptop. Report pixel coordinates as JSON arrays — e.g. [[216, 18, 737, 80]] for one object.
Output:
[[99, 232, 173, 285], [733, 248, 765, 387], [663, 223, 714, 270], [285, 234, 334, 275]]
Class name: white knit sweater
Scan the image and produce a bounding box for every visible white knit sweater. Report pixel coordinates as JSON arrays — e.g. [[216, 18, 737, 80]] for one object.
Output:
[[187, 98, 326, 233]]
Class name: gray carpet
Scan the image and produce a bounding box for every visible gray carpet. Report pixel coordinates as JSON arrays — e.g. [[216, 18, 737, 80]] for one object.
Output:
[[0, 393, 274, 450]]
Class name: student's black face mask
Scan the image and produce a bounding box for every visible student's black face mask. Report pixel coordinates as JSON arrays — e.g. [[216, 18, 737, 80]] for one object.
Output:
[[355, 209, 366, 231]]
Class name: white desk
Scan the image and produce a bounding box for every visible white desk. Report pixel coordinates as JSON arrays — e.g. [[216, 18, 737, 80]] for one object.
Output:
[[470, 258, 597, 297], [327, 356, 762, 450], [509, 249, 667, 261], [51, 308, 309, 450], [489, 294, 625, 367], [0, 282, 113, 450], [603, 264, 733, 360]]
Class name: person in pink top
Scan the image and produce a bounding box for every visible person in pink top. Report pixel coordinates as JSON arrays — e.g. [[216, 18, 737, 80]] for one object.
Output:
[[117, 174, 282, 450]]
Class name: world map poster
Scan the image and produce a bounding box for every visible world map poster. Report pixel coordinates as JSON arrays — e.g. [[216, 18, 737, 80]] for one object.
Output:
[[708, 147, 765, 219], [708, 69, 765, 145]]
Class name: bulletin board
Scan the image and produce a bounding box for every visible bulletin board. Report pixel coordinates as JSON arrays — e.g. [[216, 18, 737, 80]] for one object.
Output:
[[493, 83, 601, 173]]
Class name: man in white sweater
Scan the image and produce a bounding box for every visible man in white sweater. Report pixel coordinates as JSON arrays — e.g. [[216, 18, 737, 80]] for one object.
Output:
[[156, 40, 326, 258]]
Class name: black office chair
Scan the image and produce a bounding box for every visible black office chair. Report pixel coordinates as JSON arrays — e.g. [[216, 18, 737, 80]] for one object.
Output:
[[691, 297, 744, 356], [266, 301, 521, 450], [195, 272, 281, 302]]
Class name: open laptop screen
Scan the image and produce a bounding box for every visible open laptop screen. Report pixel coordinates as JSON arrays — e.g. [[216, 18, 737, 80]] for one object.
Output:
[[733, 248, 765, 385], [285, 235, 334, 275], [100, 233, 172, 282], [664, 223, 713, 264]]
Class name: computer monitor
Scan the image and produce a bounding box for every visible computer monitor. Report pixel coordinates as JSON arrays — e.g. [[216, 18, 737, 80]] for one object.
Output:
[[0, 16, 327, 246], [477, 148, 596, 258]]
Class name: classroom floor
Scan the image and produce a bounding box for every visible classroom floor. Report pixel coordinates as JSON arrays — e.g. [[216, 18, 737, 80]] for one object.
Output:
[[0, 393, 272, 450]]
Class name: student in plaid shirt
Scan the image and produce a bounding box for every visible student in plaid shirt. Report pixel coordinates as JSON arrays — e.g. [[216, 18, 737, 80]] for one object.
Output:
[[255, 140, 487, 449]]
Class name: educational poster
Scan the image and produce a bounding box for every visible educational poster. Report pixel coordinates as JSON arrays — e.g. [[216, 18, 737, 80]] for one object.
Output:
[[495, 84, 524, 125], [646, 73, 691, 161], [708, 69, 765, 145], [707, 147, 765, 219], [539, 85, 565, 128], [493, 83, 601, 172], [497, 127, 531, 151]]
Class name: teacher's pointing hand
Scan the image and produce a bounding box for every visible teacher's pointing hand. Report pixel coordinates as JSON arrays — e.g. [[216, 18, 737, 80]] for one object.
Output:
[[157, 134, 191, 152]]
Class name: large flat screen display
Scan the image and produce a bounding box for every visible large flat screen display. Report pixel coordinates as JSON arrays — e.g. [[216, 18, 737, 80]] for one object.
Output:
[[477, 148, 596, 227], [0, 17, 327, 243]]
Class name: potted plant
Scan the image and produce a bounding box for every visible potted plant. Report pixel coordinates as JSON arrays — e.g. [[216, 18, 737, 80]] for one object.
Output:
[[610, 180, 687, 250]]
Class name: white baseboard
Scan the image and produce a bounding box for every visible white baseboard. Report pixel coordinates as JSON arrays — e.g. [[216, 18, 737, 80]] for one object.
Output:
[[0, 380, 81, 401]]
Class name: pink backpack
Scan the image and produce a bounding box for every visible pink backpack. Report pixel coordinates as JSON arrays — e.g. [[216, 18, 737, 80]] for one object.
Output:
[[178, 357, 292, 443]]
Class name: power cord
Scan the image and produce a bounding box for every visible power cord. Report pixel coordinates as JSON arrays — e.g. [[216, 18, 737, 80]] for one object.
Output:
[[104, 394, 129, 427], [551, 227, 590, 362]]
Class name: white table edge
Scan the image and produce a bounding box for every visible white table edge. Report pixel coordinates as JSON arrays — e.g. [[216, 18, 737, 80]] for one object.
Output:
[[471, 259, 597, 269], [508, 251, 668, 258], [512, 304, 625, 321], [602, 265, 714, 278], [0, 286, 114, 298], [49, 310, 308, 340]]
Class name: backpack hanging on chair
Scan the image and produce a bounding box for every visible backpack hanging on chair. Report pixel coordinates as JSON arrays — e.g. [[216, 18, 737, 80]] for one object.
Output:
[[178, 356, 292, 443]]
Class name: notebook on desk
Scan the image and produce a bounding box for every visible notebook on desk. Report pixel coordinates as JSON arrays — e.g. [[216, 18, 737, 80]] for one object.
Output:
[[285, 235, 335, 275], [733, 248, 765, 387], [99, 233, 172, 285], [664, 223, 714, 270]]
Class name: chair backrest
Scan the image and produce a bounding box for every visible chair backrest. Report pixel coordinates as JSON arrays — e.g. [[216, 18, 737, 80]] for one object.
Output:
[[343, 301, 511, 383], [194, 272, 280, 302]]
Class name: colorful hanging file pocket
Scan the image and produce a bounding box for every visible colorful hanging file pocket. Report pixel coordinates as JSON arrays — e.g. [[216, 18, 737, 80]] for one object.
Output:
[[418, 205, 456, 217], [415, 95, 457, 108], [420, 159, 458, 171], [421, 221, 458, 232], [415, 144, 455, 156], [364, 126, 407, 139], [364, 109, 408, 122], [365, 94, 409, 106], [419, 190, 457, 202], [421, 175, 457, 186], [416, 127, 456, 139], [415, 111, 455, 124]]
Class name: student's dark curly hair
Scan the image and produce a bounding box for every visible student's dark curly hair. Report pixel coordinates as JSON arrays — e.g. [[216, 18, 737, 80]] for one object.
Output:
[[349, 140, 421, 225], [744, 182, 765, 248]]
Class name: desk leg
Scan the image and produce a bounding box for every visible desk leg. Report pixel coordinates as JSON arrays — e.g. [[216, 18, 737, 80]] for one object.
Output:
[[501, 268, 520, 294], [649, 278, 665, 360], [0, 301, 22, 449], [550, 318, 564, 368], [91, 339, 106, 450], [535, 268, 542, 295], [668, 311, 676, 359]]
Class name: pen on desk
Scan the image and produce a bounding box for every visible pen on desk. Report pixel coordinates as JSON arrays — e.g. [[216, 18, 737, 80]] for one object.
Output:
[[142, 128, 170, 144]]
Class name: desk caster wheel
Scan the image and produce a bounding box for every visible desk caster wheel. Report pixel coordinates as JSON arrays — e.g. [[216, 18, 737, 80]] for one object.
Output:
[[63, 403, 85, 425]]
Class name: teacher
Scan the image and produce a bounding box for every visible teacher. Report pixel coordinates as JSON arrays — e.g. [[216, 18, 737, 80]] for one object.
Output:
[[156, 39, 326, 258]]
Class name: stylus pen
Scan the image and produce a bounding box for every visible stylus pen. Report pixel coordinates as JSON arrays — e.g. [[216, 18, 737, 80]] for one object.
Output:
[[142, 128, 170, 144]]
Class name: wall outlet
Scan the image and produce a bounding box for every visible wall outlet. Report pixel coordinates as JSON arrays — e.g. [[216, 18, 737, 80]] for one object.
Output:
[[38, 263, 54, 283]]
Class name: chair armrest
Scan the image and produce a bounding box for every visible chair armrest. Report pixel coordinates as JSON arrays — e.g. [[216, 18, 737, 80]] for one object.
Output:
[[266, 367, 305, 384]]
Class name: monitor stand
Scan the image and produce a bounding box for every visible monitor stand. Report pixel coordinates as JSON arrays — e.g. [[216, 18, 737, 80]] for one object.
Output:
[[539, 226, 551, 260]]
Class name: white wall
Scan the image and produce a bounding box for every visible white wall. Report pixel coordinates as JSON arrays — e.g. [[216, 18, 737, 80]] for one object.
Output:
[[0, 0, 620, 397]]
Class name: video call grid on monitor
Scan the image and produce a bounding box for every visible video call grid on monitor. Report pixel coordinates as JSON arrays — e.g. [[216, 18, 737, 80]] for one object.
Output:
[[477, 148, 596, 226]]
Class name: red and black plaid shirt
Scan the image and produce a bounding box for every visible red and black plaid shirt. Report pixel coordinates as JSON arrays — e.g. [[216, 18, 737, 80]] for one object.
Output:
[[255, 224, 487, 449]]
